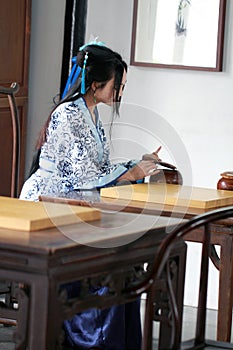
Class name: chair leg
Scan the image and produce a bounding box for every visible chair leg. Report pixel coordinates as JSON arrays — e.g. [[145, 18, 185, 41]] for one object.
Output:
[[142, 285, 156, 350]]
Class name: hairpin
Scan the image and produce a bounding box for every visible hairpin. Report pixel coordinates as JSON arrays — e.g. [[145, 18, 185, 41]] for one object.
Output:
[[81, 52, 89, 94], [79, 37, 106, 51]]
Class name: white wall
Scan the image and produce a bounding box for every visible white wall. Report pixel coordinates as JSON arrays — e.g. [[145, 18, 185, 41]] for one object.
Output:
[[86, 0, 233, 189], [86, 0, 233, 310], [25, 0, 66, 175], [27, 0, 233, 309]]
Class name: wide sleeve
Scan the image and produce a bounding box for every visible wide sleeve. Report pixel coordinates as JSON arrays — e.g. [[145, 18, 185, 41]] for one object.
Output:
[[39, 102, 132, 193], [82, 118, 140, 189]]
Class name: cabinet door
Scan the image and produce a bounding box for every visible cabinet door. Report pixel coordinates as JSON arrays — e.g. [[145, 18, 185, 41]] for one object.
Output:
[[0, 0, 31, 95], [0, 0, 31, 196]]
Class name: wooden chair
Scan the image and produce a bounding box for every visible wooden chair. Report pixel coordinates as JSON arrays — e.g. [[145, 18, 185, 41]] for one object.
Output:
[[0, 82, 20, 328], [0, 82, 20, 197], [124, 206, 233, 350]]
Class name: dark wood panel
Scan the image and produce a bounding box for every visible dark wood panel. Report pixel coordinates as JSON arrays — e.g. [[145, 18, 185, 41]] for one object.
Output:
[[0, 0, 31, 196], [0, 0, 31, 96]]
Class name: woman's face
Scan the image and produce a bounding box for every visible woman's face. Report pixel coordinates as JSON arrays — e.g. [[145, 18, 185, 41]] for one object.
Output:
[[95, 69, 127, 105]]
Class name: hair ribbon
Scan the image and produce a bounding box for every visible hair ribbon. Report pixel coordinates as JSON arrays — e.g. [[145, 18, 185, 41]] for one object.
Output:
[[80, 39, 106, 94], [62, 57, 81, 99], [62, 38, 106, 98]]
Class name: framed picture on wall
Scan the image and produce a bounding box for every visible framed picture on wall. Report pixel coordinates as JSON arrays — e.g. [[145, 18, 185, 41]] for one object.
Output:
[[131, 0, 227, 71]]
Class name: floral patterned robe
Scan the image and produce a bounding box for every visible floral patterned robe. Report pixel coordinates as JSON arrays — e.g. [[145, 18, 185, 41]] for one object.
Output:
[[20, 97, 142, 349], [20, 97, 135, 201]]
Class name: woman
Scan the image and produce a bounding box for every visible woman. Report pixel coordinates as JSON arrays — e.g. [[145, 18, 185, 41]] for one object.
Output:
[[20, 43, 159, 201], [20, 43, 160, 349]]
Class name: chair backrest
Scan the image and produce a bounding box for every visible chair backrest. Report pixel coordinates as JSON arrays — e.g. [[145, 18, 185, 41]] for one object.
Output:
[[123, 205, 233, 350], [0, 82, 20, 197]]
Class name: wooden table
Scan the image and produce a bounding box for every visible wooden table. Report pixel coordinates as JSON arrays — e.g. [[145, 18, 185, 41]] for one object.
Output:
[[40, 184, 233, 343], [100, 183, 233, 343], [0, 210, 186, 350]]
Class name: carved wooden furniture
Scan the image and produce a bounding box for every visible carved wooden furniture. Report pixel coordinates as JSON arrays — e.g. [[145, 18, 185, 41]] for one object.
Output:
[[0, 0, 31, 196], [100, 183, 233, 343], [0, 83, 21, 328], [0, 83, 20, 198], [0, 211, 186, 349], [124, 206, 233, 349], [41, 184, 233, 343]]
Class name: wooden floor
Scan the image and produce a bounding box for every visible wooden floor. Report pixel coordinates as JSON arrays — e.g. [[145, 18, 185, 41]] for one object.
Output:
[[0, 305, 232, 349]]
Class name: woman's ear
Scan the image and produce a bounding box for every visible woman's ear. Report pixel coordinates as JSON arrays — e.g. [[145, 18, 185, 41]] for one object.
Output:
[[91, 81, 99, 91], [91, 81, 104, 91], [91, 82, 96, 92]]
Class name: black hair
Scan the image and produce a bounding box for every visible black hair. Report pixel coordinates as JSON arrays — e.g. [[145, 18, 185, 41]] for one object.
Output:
[[63, 45, 127, 114], [28, 44, 127, 177]]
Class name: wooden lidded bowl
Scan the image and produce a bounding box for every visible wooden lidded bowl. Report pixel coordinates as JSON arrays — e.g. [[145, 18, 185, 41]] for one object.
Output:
[[217, 171, 233, 191], [150, 169, 183, 185]]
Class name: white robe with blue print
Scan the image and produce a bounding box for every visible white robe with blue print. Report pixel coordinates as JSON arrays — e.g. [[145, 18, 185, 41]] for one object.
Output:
[[20, 97, 142, 349], [20, 97, 132, 201]]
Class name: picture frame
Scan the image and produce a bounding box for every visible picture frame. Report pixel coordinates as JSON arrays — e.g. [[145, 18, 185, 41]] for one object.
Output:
[[130, 0, 227, 71]]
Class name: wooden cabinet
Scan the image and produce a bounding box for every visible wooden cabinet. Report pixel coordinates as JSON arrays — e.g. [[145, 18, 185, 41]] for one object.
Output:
[[0, 0, 31, 196]]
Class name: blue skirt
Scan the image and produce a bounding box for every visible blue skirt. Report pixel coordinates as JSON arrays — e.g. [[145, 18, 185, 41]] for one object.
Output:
[[63, 285, 142, 350]]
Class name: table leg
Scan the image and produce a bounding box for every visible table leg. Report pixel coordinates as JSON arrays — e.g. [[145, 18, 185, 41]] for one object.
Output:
[[27, 275, 50, 349], [28, 275, 64, 349], [0, 269, 51, 349]]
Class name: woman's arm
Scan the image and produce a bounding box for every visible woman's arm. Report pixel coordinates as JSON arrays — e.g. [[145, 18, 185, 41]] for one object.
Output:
[[116, 160, 159, 183]]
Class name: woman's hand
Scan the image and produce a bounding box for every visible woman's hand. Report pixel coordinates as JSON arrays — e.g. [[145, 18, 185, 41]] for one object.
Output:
[[117, 160, 159, 183], [142, 146, 162, 162]]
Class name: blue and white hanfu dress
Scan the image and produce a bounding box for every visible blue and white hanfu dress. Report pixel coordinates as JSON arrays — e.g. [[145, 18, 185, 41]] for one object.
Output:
[[20, 97, 142, 350]]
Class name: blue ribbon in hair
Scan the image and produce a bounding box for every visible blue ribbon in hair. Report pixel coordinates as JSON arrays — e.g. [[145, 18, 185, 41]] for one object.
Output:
[[80, 39, 106, 94], [62, 39, 106, 98], [62, 57, 81, 99]]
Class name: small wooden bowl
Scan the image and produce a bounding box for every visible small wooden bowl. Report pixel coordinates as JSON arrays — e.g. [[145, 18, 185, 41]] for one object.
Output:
[[150, 169, 183, 185], [217, 171, 233, 191]]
